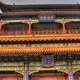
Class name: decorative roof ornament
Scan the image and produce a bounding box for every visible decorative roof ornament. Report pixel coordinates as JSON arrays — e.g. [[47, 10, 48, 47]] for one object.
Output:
[[0, 0, 14, 5]]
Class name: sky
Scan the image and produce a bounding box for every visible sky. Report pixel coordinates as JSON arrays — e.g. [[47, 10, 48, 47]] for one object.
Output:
[[0, 0, 80, 5]]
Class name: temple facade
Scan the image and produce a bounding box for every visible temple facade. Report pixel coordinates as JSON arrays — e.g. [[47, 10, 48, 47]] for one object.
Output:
[[0, 2, 80, 80]]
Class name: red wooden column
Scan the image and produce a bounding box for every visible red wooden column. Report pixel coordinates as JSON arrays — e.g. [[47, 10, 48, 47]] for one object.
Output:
[[27, 19, 32, 34], [0, 19, 3, 31], [28, 23, 32, 34], [60, 18, 66, 34]]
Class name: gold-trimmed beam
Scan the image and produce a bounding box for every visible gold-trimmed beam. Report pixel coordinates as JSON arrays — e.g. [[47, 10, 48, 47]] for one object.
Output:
[[2, 19, 39, 25], [2, 18, 80, 25], [55, 18, 80, 23]]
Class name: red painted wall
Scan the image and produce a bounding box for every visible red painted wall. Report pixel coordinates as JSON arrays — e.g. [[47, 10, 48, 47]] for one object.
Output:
[[31, 76, 68, 80], [0, 76, 23, 80], [78, 76, 80, 80], [3, 77, 17, 80]]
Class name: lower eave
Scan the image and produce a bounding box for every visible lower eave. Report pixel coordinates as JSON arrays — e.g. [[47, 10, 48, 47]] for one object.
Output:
[[0, 34, 79, 41], [0, 44, 80, 54]]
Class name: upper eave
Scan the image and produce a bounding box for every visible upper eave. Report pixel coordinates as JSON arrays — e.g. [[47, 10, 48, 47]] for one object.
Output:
[[0, 2, 80, 8], [0, 10, 80, 17], [0, 2, 80, 13]]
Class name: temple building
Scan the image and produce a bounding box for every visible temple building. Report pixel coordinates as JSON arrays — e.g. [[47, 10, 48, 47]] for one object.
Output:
[[0, 2, 80, 80]]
